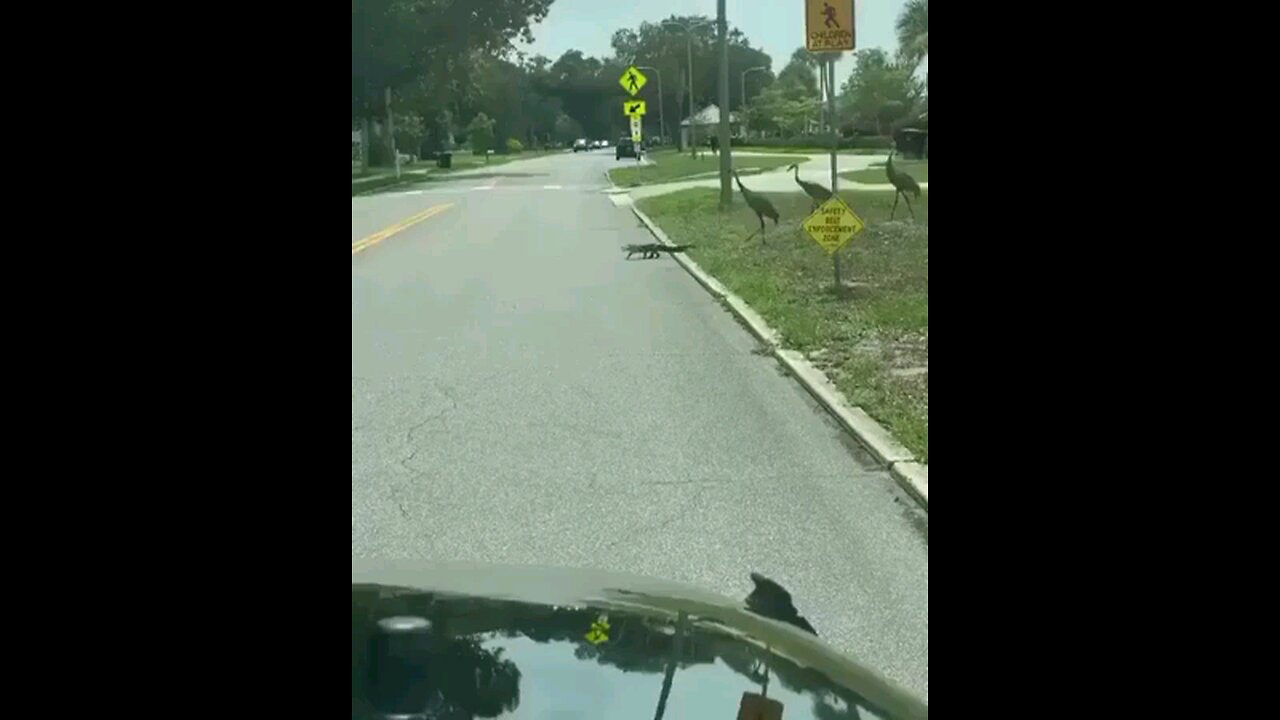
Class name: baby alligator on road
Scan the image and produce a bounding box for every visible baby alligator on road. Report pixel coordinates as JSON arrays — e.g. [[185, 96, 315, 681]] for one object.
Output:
[[623, 243, 695, 260]]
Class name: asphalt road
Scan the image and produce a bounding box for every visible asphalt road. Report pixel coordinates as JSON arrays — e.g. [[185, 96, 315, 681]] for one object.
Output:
[[351, 149, 929, 699]]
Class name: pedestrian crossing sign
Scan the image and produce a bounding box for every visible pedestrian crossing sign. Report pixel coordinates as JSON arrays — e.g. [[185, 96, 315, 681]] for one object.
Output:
[[620, 66, 648, 96]]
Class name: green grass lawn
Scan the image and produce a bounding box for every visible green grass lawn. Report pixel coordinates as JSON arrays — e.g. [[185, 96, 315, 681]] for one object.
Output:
[[609, 153, 802, 188], [736, 146, 889, 156], [637, 188, 929, 461], [841, 160, 928, 185], [352, 150, 565, 195]]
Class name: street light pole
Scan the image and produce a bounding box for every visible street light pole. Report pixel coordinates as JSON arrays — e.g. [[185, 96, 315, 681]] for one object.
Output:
[[636, 65, 664, 147], [717, 0, 731, 209], [663, 19, 711, 158], [740, 65, 767, 140], [687, 37, 696, 158]]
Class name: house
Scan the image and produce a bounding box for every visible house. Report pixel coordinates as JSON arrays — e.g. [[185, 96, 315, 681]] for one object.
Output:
[[680, 104, 743, 148]]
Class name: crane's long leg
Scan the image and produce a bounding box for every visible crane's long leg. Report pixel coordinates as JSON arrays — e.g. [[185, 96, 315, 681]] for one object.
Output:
[[891, 192, 901, 220], [744, 213, 765, 244], [903, 193, 916, 221]]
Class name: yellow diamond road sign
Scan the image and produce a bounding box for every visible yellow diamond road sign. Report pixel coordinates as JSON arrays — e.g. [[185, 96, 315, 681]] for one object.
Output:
[[624, 100, 646, 117], [802, 196, 865, 255], [620, 66, 648, 96]]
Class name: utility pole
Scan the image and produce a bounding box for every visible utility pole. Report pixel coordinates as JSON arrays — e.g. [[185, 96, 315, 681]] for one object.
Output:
[[741, 66, 767, 140], [386, 86, 399, 179], [663, 19, 711, 158], [717, 0, 732, 209], [687, 37, 696, 158]]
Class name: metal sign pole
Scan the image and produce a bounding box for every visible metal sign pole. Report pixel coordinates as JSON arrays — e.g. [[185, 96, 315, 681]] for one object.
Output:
[[828, 58, 841, 289]]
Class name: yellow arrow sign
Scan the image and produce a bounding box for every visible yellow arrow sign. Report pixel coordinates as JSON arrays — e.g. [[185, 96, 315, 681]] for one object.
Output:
[[802, 196, 865, 255], [585, 615, 611, 645], [623, 100, 647, 117], [619, 66, 648, 96]]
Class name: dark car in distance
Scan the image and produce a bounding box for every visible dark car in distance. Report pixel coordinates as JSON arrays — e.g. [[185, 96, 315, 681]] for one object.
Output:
[[616, 136, 640, 160]]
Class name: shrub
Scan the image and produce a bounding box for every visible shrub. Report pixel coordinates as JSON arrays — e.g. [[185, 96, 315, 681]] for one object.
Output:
[[506, 138, 524, 154]]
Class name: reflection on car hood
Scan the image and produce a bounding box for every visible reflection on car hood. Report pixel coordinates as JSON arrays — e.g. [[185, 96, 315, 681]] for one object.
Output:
[[352, 561, 927, 720]]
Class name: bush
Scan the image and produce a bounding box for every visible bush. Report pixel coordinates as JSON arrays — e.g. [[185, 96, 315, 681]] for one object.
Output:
[[466, 113, 496, 161], [856, 135, 894, 150], [506, 138, 524, 154]]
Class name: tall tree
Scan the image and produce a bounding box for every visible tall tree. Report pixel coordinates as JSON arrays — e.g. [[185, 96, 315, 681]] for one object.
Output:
[[896, 0, 930, 68], [839, 49, 923, 135], [777, 49, 819, 98], [351, 0, 554, 122]]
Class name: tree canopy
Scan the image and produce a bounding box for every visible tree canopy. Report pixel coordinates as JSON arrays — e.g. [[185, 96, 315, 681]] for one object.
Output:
[[353, 4, 773, 161], [839, 49, 924, 135], [896, 0, 929, 69], [351, 0, 931, 163]]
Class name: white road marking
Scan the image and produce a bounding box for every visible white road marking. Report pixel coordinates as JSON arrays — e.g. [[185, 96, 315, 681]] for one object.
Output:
[[543, 185, 563, 190]]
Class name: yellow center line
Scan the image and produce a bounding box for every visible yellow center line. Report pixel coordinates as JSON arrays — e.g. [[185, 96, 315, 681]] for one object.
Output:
[[352, 203, 455, 256]]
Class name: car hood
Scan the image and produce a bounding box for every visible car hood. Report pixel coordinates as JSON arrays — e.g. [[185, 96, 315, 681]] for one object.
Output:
[[352, 561, 927, 720]]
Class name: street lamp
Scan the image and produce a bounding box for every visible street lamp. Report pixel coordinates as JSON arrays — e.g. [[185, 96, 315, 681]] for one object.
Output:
[[635, 65, 664, 147], [662, 18, 712, 158], [740, 65, 767, 140]]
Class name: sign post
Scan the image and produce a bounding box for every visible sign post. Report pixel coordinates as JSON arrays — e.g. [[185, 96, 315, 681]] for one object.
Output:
[[621, 67, 650, 164], [804, 0, 856, 288], [636, 65, 665, 146], [827, 58, 840, 285]]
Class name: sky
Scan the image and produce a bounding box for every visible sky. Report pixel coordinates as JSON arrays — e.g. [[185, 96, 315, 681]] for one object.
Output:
[[515, 0, 918, 87]]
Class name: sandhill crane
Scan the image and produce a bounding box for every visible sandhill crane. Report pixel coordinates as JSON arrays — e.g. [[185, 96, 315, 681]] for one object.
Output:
[[886, 148, 922, 221], [788, 163, 832, 211], [733, 170, 780, 244]]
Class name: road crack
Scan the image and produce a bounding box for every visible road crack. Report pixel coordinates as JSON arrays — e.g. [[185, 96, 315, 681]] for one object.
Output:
[[398, 383, 460, 475]]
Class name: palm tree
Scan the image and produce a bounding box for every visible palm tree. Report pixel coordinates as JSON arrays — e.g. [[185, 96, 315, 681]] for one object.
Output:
[[896, 0, 929, 69]]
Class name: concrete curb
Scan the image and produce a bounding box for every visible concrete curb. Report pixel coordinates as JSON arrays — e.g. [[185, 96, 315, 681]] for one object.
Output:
[[630, 205, 929, 511], [352, 172, 431, 196]]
